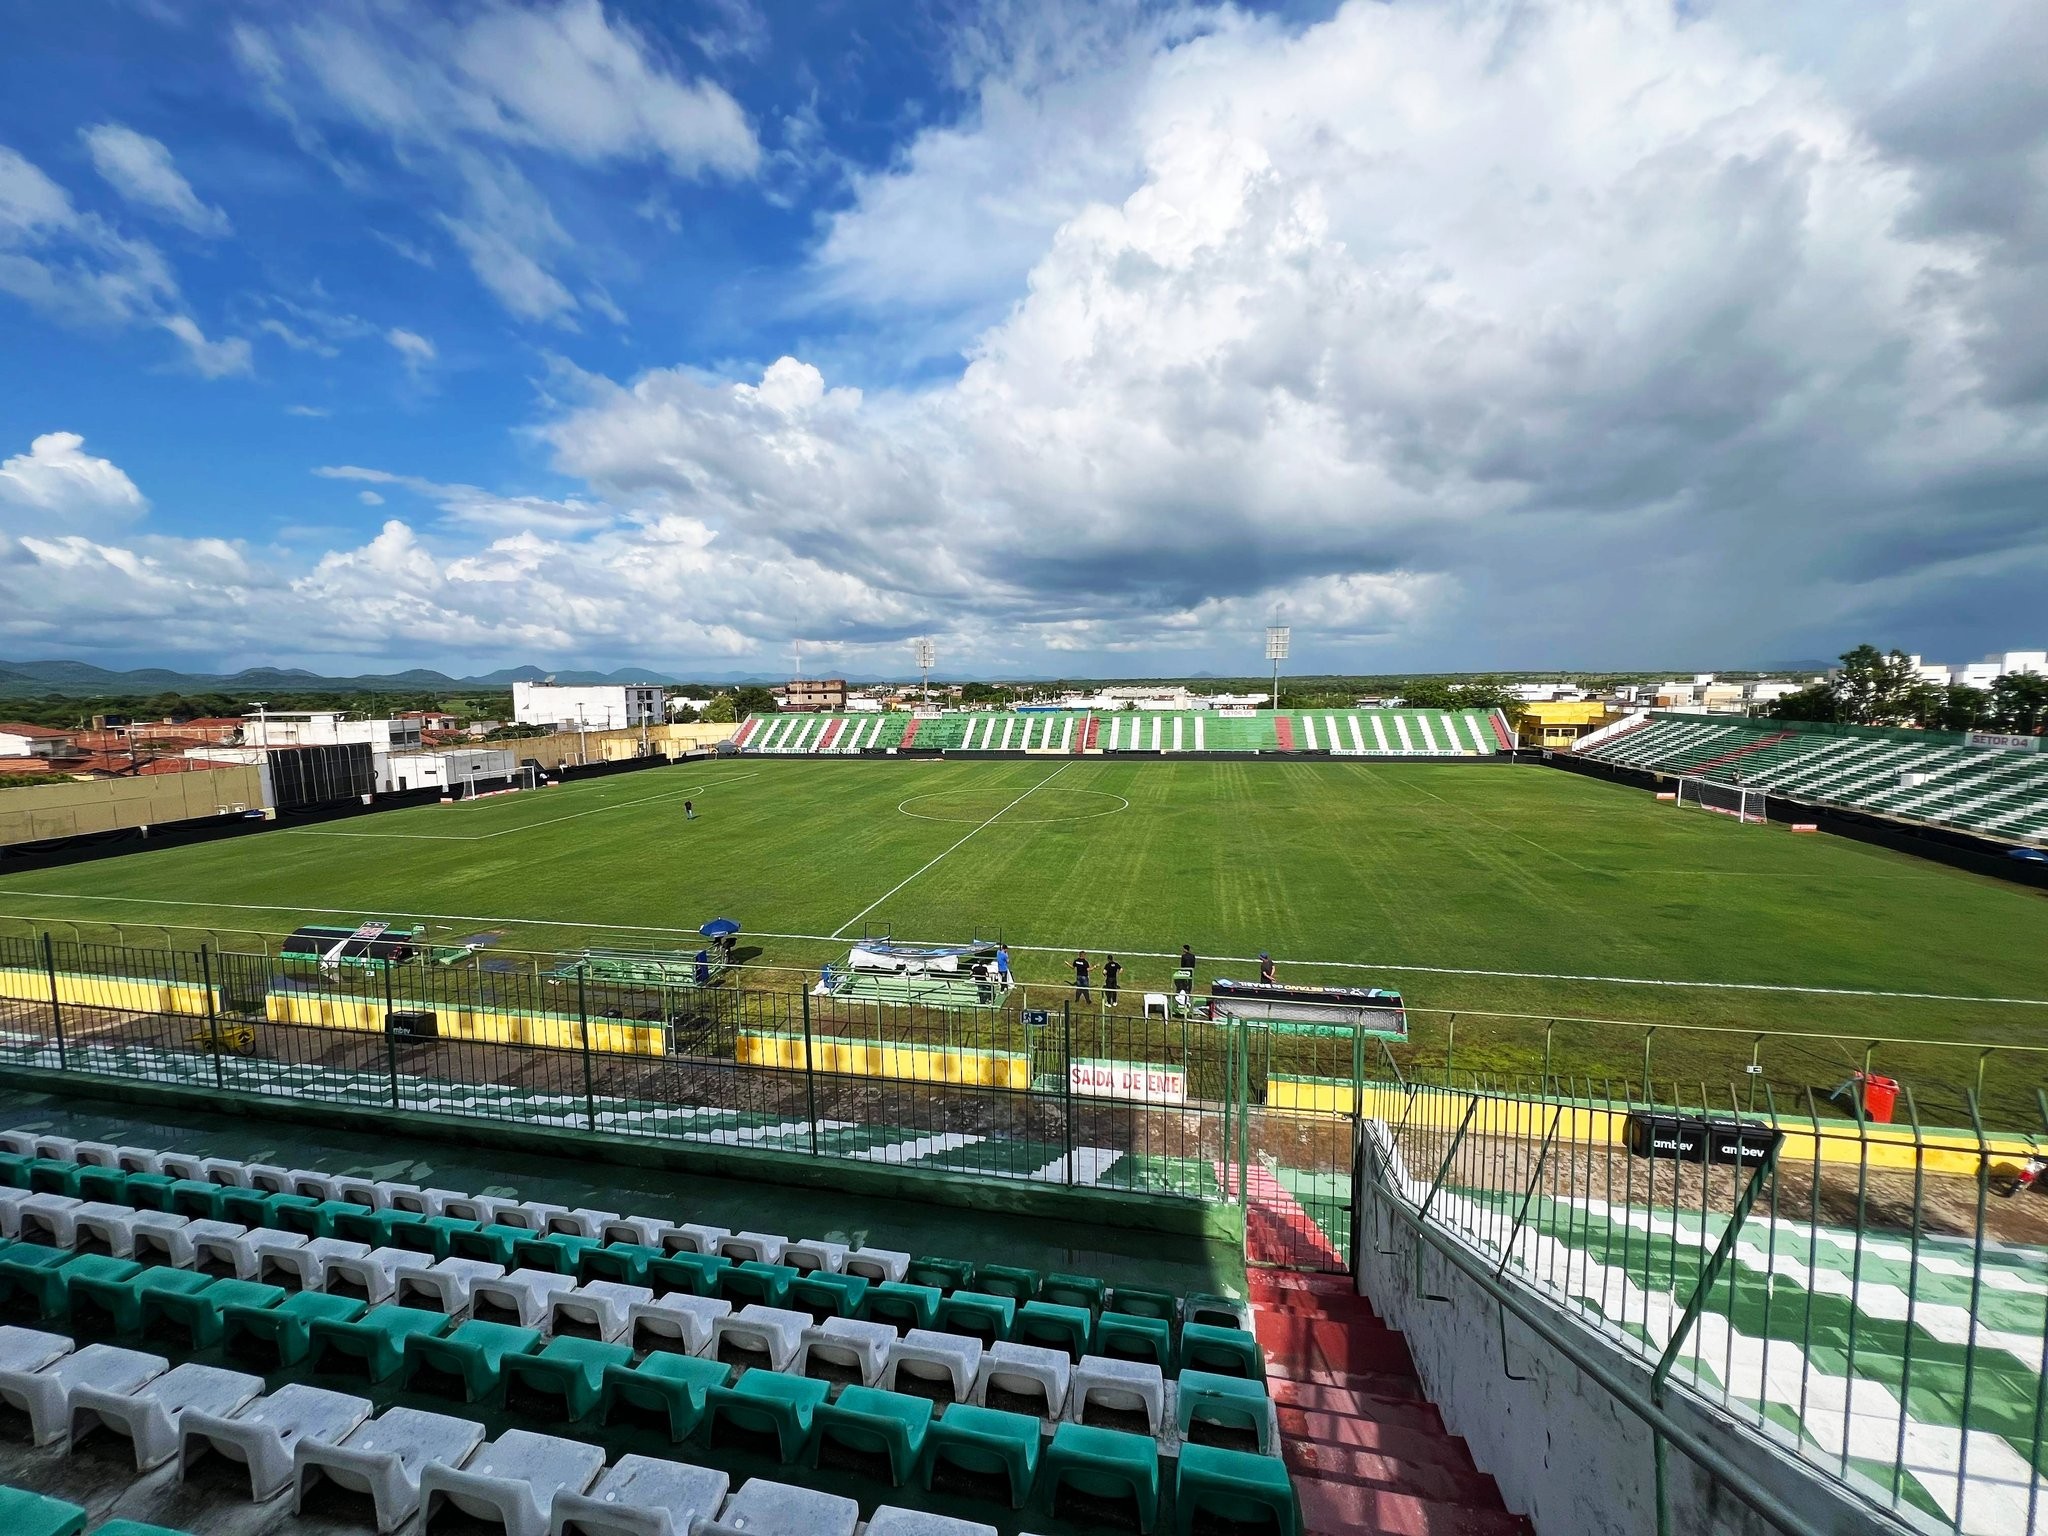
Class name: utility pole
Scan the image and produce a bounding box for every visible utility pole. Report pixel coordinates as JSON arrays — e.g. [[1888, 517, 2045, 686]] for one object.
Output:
[[1265, 619, 1289, 713], [914, 637, 935, 709]]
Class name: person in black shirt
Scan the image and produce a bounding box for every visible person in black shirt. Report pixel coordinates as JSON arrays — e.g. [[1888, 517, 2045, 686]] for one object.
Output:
[[1179, 943, 1196, 973], [1072, 951, 1091, 1002], [1259, 951, 1276, 985], [1103, 955, 1122, 1009]]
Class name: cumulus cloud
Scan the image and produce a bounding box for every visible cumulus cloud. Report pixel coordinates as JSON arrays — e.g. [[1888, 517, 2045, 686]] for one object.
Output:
[[0, 431, 148, 527], [232, 0, 759, 326], [385, 326, 437, 370], [81, 123, 231, 237]]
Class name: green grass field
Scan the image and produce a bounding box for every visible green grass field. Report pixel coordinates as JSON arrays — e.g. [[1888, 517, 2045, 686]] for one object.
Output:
[[2, 756, 2044, 1124]]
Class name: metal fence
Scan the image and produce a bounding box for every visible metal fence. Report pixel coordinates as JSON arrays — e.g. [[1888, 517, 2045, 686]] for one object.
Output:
[[0, 931, 1366, 1271], [1364, 1077, 2048, 1535]]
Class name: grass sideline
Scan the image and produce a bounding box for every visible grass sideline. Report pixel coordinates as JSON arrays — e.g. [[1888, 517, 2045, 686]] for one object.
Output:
[[2, 756, 2044, 1124]]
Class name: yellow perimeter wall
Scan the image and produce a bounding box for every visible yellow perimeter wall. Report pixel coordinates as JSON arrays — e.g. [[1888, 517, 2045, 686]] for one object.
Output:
[[1270, 1077, 2042, 1176], [265, 991, 664, 1056], [0, 968, 219, 1018], [0, 764, 266, 849], [738, 1031, 1031, 1090]]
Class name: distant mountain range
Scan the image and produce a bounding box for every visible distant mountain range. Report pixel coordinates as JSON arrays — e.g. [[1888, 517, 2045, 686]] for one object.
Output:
[[0, 658, 764, 696]]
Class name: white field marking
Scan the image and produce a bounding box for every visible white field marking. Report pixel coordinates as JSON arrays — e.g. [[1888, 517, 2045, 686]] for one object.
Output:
[[895, 789, 1129, 825], [280, 772, 760, 842], [828, 760, 1076, 938], [6, 886, 2047, 1010]]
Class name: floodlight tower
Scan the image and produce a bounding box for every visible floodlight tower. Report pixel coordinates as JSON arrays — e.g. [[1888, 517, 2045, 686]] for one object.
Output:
[[1265, 620, 1290, 712], [913, 637, 936, 707]]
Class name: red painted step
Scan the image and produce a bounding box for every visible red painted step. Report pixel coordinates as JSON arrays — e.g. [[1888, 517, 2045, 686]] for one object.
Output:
[[1301, 1480, 1532, 1536], [1274, 714, 1297, 752], [898, 717, 920, 748], [1081, 713, 1099, 752], [1291, 1442, 1509, 1506]]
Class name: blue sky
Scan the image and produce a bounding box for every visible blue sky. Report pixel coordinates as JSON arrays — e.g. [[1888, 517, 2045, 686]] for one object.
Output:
[[2, 1, 2044, 679]]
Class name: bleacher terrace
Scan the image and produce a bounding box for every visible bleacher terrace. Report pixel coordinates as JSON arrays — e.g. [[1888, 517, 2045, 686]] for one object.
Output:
[[735, 709, 1513, 758]]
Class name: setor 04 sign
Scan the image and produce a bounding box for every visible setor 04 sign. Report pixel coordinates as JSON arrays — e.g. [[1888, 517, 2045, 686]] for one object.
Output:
[[1069, 1059, 1187, 1105], [1625, 1112, 1781, 1167]]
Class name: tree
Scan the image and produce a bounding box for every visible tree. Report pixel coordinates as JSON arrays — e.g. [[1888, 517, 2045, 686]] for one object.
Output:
[[671, 703, 701, 724], [1831, 645, 1924, 726], [1399, 679, 1458, 710], [1990, 672, 2048, 735], [1768, 683, 1841, 723], [1926, 684, 1993, 734], [733, 686, 778, 717], [701, 693, 738, 724]]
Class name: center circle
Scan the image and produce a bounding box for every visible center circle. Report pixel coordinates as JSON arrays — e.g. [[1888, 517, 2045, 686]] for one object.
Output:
[[897, 788, 1131, 825]]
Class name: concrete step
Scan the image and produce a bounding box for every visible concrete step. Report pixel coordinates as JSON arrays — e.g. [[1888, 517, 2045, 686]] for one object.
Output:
[[1267, 1358, 1425, 1397], [1258, 1315, 1415, 1377], [1274, 1382, 1446, 1437], [1300, 1479, 1534, 1536], [1276, 1406, 1478, 1472], [1285, 1441, 1507, 1507]]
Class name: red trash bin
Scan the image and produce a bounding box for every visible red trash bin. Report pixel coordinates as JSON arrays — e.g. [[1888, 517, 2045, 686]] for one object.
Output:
[[1859, 1073, 1900, 1124]]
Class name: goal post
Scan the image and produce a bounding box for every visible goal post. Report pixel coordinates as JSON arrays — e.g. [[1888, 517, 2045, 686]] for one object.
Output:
[[1675, 777, 1767, 824]]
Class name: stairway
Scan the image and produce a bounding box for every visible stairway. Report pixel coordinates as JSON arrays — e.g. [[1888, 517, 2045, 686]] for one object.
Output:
[[1251, 1269, 1532, 1536]]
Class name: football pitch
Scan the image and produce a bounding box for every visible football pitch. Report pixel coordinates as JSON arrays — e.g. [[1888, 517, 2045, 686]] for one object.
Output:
[[2, 755, 2044, 1124]]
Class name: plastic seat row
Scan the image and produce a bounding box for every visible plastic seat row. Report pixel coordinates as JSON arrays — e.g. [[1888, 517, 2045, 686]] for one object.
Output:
[[0, 1482, 196, 1536], [1, 1132, 1238, 1312]]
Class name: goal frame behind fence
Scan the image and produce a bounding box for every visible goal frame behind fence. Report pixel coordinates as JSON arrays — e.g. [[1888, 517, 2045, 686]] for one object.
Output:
[[1675, 776, 1768, 824]]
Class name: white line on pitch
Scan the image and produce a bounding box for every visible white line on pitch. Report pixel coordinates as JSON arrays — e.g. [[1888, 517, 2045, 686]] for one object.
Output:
[[828, 760, 1075, 940], [5, 885, 2047, 1009]]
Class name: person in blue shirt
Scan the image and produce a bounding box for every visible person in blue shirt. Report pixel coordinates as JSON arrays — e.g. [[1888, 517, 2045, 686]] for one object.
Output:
[[1072, 951, 1091, 1002], [995, 944, 1012, 991], [695, 950, 711, 987]]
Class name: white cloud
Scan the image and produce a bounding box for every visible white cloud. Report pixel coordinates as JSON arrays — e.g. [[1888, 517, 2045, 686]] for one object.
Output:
[[233, 1, 759, 324], [158, 314, 253, 378], [259, 318, 338, 357], [285, 404, 331, 418], [81, 123, 230, 237], [358, 490, 384, 506], [386, 326, 437, 369], [0, 431, 148, 528], [314, 464, 613, 536]]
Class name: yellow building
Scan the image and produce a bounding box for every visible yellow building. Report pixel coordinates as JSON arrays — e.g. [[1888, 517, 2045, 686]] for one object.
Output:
[[1516, 700, 1613, 749]]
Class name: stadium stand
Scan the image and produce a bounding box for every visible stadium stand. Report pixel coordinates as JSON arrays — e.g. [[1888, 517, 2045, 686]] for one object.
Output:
[[0, 1123, 1533, 1536], [739, 709, 1512, 758], [1574, 713, 2048, 841]]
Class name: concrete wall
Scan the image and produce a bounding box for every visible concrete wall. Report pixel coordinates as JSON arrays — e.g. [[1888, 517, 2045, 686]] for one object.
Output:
[[1357, 1131, 1903, 1536], [0, 764, 266, 848]]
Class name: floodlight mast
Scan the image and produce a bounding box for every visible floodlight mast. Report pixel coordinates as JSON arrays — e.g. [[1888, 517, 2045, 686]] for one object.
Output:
[[914, 637, 936, 706], [1265, 622, 1290, 713]]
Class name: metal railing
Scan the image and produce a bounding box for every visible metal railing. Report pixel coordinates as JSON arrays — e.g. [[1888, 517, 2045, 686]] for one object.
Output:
[[1365, 1078, 2048, 1536]]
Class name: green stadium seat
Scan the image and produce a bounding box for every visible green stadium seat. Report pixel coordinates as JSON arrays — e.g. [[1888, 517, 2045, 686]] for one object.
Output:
[[167, 1179, 231, 1220], [1096, 1311, 1174, 1372], [85, 1525, 196, 1536], [907, 1256, 975, 1292], [580, 1241, 662, 1285], [704, 1369, 829, 1462], [22, 1251, 139, 1320], [71, 1264, 211, 1337], [449, 1222, 531, 1265], [721, 1260, 798, 1307], [864, 1281, 942, 1333], [920, 1402, 1040, 1508], [503, 1334, 633, 1420], [223, 1290, 365, 1368], [278, 1199, 361, 1238], [1175, 1441, 1298, 1536], [513, 1232, 602, 1274], [144, 1277, 283, 1350], [1013, 1300, 1093, 1360], [308, 1302, 452, 1381], [1180, 1321, 1263, 1380], [1176, 1370, 1275, 1453], [649, 1250, 729, 1297], [599, 1352, 730, 1440], [76, 1167, 132, 1205], [392, 1215, 479, 1260], [1040, 1273, 1106, 1313], [1108, 1285, 1177, 1322], [971, 1264, 1040, 1302], [812, 1384, 932, 1486], [217, 1188, 313, 1229], [0, 1484, 86, 1536], [119, 1173, 177, 1211], [790, 1270, 868, 1319], [0, 1152, 30, 1188], [402, 1319, 542, 1404], [1040, 1421, 1161, 1532], [0, 1241, 79, 1312], [26, 1159, 87, 1196], [938, 1290, 1015, 1345]]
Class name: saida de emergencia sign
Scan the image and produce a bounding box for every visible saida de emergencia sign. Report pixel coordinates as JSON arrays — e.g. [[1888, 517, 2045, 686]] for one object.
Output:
[[1069, 1059, 1187, 1105]]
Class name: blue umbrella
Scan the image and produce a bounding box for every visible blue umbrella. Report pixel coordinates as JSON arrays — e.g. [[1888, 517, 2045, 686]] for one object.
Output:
[[700, 917, 742, 937]]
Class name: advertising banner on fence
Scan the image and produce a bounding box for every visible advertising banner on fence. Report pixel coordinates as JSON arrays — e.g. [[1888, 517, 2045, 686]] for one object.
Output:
[[1966, 731, 2041, 752], [1070, 1058, 1187, 1105]]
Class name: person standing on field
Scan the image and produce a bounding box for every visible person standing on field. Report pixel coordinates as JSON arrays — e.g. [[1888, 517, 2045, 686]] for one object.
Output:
[[684, 799, 695, 820], [1104, 955, 1122, 1009], [1072, 951, 1091, 1002], [1259, 951, 1276, 985]]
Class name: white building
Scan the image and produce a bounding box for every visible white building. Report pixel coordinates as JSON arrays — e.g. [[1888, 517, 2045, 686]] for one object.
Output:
[[1745, 680, 1800, 705], [241, 712, 423, 752], [386, 748, 518, 794], [512, 682, 664, 730], [1949, 651, 2047, 690]]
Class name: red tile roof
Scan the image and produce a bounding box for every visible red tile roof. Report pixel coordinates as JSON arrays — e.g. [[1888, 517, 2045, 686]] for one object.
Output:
[[0, 722, 75, 739]]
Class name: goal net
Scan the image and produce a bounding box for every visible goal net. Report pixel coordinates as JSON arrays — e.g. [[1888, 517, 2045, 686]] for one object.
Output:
[[458, 764, 541, 800], [1675, 777, 1767, 824]]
